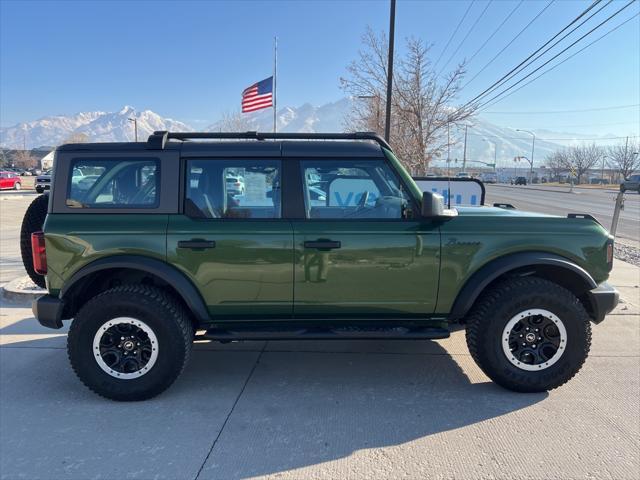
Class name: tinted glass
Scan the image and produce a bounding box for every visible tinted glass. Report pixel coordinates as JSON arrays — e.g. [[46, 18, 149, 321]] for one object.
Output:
[[66, 159, 159, 208], [301, 159, 412, 219], [185, 159, 281, 219]]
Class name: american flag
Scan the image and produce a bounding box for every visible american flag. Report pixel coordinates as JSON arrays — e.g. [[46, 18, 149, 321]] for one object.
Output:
[[242, 76, 273, 113]]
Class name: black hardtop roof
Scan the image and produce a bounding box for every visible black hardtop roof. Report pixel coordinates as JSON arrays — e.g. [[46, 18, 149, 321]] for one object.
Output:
[[56, 131, 389, 158], [56, 140, 384, 158]]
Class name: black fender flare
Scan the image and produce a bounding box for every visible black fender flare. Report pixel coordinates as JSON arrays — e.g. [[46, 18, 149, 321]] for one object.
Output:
[[448, 252, 597, 320], [60, 255, 209, 322]]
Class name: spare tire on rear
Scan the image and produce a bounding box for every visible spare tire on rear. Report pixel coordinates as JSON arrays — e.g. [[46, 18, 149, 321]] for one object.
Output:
[[20, 194, 49, 288]]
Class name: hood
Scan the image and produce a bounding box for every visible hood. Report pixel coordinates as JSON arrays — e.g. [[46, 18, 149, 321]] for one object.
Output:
[[455, 206, 558, 218]]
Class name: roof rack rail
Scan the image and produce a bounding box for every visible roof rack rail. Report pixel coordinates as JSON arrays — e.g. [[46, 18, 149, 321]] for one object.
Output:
[[146, 131, 392, 151]]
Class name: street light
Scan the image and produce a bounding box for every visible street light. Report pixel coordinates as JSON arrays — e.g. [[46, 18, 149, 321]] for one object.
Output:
[[516, 129, 535, 182], [482, 138, 498, 171], [128, 117, 138, 142]]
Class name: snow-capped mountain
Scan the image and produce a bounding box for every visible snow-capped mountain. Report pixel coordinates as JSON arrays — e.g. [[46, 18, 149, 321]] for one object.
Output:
[[208, 98, 352, 133], [1, 100, 619, 167], [0, 106, 192, 148]]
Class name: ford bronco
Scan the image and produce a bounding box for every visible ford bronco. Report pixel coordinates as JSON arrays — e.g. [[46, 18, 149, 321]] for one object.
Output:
[[29, 131, 618, 400]]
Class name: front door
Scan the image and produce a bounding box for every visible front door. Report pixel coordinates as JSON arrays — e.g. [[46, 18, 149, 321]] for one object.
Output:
[[293, 158, 440, 318], [167, 158, 293, 319]]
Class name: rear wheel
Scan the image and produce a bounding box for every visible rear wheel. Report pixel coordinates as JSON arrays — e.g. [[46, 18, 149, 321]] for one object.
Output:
[[19, 194, 49, 288], [68, 285, 194, 401], [465, 277, 591, 392]]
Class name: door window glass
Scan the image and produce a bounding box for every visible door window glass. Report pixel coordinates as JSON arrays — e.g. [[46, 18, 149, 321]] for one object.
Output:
[[301, 159, 412, 219], [66, 159, 159, 208], [185, 159, 281, 219]]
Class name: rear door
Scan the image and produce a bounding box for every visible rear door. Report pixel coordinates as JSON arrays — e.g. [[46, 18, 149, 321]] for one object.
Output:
[[292, 157, 440, 318], [167, 155, 294, 320]]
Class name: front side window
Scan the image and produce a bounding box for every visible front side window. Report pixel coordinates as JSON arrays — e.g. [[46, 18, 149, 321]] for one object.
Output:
[[66, 158, 159, 208], [301, 159, 413, 219], [185, 159, 281, 219]]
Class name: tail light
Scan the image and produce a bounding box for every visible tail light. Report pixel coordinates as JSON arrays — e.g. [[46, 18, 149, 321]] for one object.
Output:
[[235, 182, 241, 186], [31, 231, 47, 275]]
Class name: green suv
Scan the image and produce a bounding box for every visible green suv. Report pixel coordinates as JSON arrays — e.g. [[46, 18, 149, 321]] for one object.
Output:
[[30, 131, 618, 400]]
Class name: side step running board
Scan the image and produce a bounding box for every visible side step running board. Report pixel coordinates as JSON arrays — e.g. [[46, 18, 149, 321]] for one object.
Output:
[[199, 326, 450, 341]]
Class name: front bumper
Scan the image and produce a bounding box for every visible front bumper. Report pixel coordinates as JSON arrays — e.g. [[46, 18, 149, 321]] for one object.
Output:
[[587, 282, 619, 324], [32, 295, 65, 329]]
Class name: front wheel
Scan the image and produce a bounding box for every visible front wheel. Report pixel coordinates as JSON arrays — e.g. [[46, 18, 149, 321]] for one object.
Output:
[[14, 182, 21, 190], [465, 277, 591, 392], [68, 285, 194, 401]]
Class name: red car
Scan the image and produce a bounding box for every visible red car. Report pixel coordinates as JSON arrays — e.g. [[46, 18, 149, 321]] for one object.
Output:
[[0, 171, 22, 190]]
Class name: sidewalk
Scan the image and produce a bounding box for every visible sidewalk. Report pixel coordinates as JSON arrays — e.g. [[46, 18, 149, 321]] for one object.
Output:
[[609, 259, 640, 312]]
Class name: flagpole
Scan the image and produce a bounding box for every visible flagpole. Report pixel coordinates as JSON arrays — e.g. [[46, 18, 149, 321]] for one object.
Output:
[[273, 36, 277, 133]]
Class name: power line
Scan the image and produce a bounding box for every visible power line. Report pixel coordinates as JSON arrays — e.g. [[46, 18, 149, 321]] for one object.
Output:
[[474, 0, 615, 104], [433, 1, 475, 70], [467, 132, 639, 141], [466, 0, 524, 65], [484, 104, 640, 114], [472, 0, 616, 108], [476, 7, 638, 110], [463, 0, 605, 108], [463, 0, 556, 89], [437, 0, 493, 77]]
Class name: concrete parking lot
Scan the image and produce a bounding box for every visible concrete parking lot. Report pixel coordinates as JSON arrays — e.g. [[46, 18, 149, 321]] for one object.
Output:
[[1, 191, 639, 479]]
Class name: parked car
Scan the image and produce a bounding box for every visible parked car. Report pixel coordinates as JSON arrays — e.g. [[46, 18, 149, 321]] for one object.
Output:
[[225, 175, 245, 195], [0, 171, 22, 190], [512, 176, 527, 185], [456, 172, 471, 178], [27, 131, 618, 400], [35, 170, 52, 193], [620, 174, 640, 193]]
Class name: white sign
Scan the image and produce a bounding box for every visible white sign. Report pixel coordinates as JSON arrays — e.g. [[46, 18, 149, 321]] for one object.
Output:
[[413, 177, 485, 206]]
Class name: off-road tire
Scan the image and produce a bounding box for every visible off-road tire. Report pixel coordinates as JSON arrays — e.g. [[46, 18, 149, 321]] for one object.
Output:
[[68, 285, 194, 401], [19, 194, 49, 288], [465, 277, 591, 393]]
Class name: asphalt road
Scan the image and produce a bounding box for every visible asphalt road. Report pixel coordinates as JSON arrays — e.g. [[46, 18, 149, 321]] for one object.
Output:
[[485, 184, 640, 245]]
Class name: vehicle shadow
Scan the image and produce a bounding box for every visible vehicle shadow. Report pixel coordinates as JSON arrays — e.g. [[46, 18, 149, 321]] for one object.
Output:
[[188, 337, 547, 479], [1, 314, 547, 480]]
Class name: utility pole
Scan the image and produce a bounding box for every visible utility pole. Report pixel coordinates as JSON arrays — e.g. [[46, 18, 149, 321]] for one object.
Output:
[[384, 0, 396, 142], [462, 125, 468, 171], [128, 117, 138, 142], [517, 129, 535, 182]]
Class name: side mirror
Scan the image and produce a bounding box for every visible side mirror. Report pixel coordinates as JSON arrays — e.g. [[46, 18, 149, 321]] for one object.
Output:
[[421, 191, 444, 217]]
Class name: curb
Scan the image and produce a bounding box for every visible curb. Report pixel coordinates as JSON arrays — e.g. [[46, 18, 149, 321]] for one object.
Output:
[[488, 184, 580, 195], [0, 276, 45, 305]]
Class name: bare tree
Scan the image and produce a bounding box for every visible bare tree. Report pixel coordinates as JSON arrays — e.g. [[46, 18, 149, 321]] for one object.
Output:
[[217, 110, 253, 132], [13, 150, 36, 169], [568, 143, 602, 184], [63, 132, 90, 144], [544, 150, 567, 181], [340, 27, 476, 174], [607, 138, 639, 180]]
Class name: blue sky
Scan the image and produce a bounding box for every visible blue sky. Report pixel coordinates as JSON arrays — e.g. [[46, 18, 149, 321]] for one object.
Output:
[[1, 0, 638, 138]]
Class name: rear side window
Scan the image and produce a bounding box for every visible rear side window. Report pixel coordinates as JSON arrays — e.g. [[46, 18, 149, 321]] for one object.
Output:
[[66, 159, 159, 208], [185, 159, 281, 219]]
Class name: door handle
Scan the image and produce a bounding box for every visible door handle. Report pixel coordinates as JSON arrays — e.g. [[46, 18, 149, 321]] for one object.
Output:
[[177, 239, 216, 249], [304, 240, 341, 250]]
